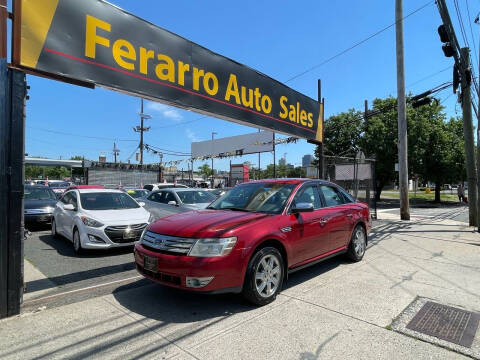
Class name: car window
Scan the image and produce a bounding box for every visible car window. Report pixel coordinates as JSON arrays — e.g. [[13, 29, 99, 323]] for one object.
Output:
[[177, 190, 216, 204], [79, 192, 140, 210], [339, 189, 354, 203], [144, 185, 153, 191], [61, 192, 72, 204], [292, 185, 321, 209], [70, 192, 78, 208], [165, 192, 177, 203], [147, 192, 164, 203], [24, 187, 57, 201], [319, 185, 344, 207]]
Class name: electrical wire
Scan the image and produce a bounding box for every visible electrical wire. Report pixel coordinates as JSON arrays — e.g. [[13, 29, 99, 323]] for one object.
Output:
[[28, 126, 137, 142], [284, 1, 434, 83], [465, 0, 479, 72]]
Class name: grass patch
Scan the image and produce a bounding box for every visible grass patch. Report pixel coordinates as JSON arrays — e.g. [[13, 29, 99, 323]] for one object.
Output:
[[381, 191, 458, 202]]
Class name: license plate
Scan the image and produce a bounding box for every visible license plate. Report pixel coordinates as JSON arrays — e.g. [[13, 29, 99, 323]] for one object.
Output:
[[143, 256, 158, 272], [123, 231, 136, 240]]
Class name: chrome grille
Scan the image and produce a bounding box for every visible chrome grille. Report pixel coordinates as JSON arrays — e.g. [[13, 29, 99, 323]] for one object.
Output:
[[105, 223, 147, 231], [104, 223, 147, 243], [141, 231, 196, 254]]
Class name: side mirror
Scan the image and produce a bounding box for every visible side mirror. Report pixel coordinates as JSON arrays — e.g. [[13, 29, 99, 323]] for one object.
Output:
[[64, 204, 75, 211], [291, 202, 314, 213], [167, 201, 177, 206], [138, 201, 146, 207]]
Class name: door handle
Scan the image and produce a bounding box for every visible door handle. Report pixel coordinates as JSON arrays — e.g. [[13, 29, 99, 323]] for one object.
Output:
[[320, 218, 328, 225], [346, 214, 353, 218]]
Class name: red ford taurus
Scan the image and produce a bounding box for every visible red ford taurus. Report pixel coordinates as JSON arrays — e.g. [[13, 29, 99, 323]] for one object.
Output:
[[134, 179, 371, 305]]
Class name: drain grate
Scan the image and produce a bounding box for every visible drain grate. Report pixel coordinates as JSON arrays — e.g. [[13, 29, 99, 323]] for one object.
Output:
[[406, 301, 480, 348]]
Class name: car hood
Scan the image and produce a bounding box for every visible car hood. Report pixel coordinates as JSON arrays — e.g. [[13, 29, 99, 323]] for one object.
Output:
[[148, 209, 271, 238], [24, 199, 57, 209], [83, 207, 150, 223], [181, 203, 212, 210]]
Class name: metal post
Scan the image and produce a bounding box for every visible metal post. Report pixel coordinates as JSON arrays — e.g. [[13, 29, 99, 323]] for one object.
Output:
[[317, 79, 323, 179], [211, 132, 217, 187], [460, 48, 477, 226], [258, 128, 260, 180], [477, 35, 480, 230], [273, 132, 276, 178], [395, 0, 410, 220], [140, 99, 144, 165]]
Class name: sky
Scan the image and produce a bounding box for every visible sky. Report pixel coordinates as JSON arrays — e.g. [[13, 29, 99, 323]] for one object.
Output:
[[9, 0, 480, 171]]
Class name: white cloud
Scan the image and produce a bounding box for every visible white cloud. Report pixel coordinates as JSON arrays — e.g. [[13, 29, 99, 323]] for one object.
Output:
[[185, 128, 200, 142], [146, 102, 182, 121]]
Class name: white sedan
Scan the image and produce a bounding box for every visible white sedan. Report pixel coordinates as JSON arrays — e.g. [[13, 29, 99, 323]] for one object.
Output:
[[51, 189, 153, 254]]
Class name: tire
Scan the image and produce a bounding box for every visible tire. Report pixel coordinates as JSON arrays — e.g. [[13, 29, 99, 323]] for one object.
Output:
[[73, 229, 83, 255], [347, 225, 366, 262], [242, 247, 284, 306], [51, 218, 58, 238]]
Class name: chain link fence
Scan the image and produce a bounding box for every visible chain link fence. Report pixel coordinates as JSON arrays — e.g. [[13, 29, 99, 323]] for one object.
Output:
[[322, 155, 377, 220]]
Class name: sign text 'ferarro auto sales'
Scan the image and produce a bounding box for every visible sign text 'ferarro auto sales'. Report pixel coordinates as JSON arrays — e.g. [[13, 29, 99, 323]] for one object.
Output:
[[13, 0, 323, 142]]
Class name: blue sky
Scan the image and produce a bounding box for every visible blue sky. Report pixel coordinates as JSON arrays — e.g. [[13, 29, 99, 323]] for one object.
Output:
[[14, 0, 480, 171]]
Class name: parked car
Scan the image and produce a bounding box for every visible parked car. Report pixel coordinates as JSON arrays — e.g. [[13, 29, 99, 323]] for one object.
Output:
[[48, 181, 71, 197], [205, 187, 232, 198], [123, 188, 150, 199], [134, 179, 371, 305], [142, 188, 216, 220], [24, 185, 58, 225], [52, 189, 153, 253], [143, 183, 188, 191]]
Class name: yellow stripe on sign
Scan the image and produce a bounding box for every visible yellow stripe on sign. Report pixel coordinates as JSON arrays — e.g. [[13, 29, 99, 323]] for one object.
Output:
[[20, 0, 59, 68], [315, 102, 323, 142]]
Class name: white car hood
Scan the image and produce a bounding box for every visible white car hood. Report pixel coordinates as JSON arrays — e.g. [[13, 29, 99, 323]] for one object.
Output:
[[83, 207, 150, 224]]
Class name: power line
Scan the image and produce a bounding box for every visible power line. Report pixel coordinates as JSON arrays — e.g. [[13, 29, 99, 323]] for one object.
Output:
[[285, 1, 434, 83], [406, 66, 451, 88], [28, 126, 137, 142], [465, 0, 479, 71]]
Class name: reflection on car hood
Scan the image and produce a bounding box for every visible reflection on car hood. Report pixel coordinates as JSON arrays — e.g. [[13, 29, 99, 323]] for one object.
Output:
[[83, 207, 150, 223], [182, 203, 212, 210], [24, 199, 57, 209], [148, 209, 270, 238]]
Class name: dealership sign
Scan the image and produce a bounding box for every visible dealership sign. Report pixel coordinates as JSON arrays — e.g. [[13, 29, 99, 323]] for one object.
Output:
[[13, 0, 323, 142]]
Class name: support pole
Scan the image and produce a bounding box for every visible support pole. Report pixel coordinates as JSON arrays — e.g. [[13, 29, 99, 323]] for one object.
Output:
[[476, 39, 480, 231], [273, 132, 276, 178], [395, 0, 410, 220], [460, 48, 477, 226], [317, 79, 323, 179]]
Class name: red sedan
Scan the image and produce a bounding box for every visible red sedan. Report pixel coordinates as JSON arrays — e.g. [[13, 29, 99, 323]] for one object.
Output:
[[134, 179, 371, 305]]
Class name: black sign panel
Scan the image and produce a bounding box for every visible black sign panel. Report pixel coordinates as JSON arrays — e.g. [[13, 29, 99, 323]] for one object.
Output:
[[15, 0, 323, 141]]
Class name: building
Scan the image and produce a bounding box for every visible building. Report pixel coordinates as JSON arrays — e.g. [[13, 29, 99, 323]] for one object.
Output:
[[302, 154, 313, 168], [279, 157, 286, 166]]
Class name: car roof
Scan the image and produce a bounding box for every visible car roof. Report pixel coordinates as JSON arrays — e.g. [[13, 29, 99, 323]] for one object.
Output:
[[162, 188, 208, 192], [75, 189, 124, 194], [25, 185, 54, 189]]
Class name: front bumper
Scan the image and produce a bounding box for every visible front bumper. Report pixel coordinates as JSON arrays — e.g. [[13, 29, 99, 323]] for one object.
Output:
[[80, 224, 147, 249], [24, 213, 53, 223], [134, 243, 245, 292]]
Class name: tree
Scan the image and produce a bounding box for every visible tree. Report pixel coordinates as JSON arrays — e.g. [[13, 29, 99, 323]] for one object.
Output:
[[70, 155, 84, 160], [197, 163, 214, 179], [315, 95, 465, 201]]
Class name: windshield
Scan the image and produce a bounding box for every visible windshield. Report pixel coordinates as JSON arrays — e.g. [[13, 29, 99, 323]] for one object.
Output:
[[177, 190, 216, 204], [80, 192, 140, 210], [49, 182, 70, 188], [208, 182, 296, 214], [126, 189, 149, 198], [25, 187, 57, 201]]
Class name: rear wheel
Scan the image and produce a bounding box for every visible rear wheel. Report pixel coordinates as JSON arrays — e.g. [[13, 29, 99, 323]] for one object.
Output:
[[347, 225, 366, 262], [242, 247, 284, 306], [73, 229, 83, 255]]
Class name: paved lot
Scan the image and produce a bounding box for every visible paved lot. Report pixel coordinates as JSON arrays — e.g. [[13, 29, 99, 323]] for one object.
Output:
[[7, 205, 479, 359]]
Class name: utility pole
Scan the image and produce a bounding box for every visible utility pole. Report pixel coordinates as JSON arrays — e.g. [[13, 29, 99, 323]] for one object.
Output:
[[133, 98, 151, 166], [158, 152, 163, 182], [258, 128, 261, 180], [211, 132, 217, 188], [395, 0, 410, 220], [461, 48, 477, 226], [112, 142, 119, 163], [436, 0, 477, 226], [317, 79, 324, 179], [273, 132, 276, 178]]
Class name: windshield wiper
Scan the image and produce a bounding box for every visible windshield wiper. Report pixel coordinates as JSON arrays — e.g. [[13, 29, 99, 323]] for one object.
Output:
[[220, 207, 252, 212]]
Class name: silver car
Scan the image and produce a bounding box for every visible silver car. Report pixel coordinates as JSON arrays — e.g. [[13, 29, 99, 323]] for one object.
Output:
[[143, 188, 216, 220]]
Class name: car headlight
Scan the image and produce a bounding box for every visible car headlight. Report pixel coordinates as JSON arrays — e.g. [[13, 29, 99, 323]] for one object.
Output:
[[44, 206, 54, 213], [188, 237, 237, 257], [80, 216, 104, 228], [148, 213, 155, 223]]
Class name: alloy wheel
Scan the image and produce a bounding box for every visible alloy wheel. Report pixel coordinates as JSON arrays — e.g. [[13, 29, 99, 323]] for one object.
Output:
[[255, 254, 281, 298], [51, 219, 56, 236], [73, 231, 81, 252], [353, 228, 366, 257]]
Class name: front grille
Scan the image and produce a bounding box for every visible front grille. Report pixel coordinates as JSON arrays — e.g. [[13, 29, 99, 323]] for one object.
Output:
[[141, 231, 196, 255], [137, 265, 182, 285], [104, 223, 147, 243]]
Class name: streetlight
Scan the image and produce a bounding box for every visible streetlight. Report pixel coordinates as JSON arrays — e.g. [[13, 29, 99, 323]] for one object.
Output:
[[211, 132, 217, 188]]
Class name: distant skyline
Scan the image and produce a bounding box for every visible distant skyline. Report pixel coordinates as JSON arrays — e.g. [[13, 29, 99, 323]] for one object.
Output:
[[8, 0, 479, 171]]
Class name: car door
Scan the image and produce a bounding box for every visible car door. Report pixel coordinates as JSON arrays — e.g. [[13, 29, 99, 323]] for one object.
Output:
[[62, 191, 79, 239], [288, 184, 327, 265], [318, 184, 350, 250], [56, 192, 72, 235]]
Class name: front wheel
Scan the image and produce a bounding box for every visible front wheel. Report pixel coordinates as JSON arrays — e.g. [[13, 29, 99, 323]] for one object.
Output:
[[242, 247, 284, 306], [73, 229, 83, 255], [347, 225, 366, 262], [51, 218, 58, 238]]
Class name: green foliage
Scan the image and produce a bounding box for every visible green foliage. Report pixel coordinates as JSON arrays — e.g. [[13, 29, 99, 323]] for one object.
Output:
[[25, 165, 70, 180], [316, 96, 466, 201], [70, 155, 84, 160], [197, 163, 215, 179], [259, 164, 306, 179]]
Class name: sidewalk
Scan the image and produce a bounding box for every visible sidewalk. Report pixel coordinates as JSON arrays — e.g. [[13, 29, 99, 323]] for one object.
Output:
[[1, 210, 479, 359]]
